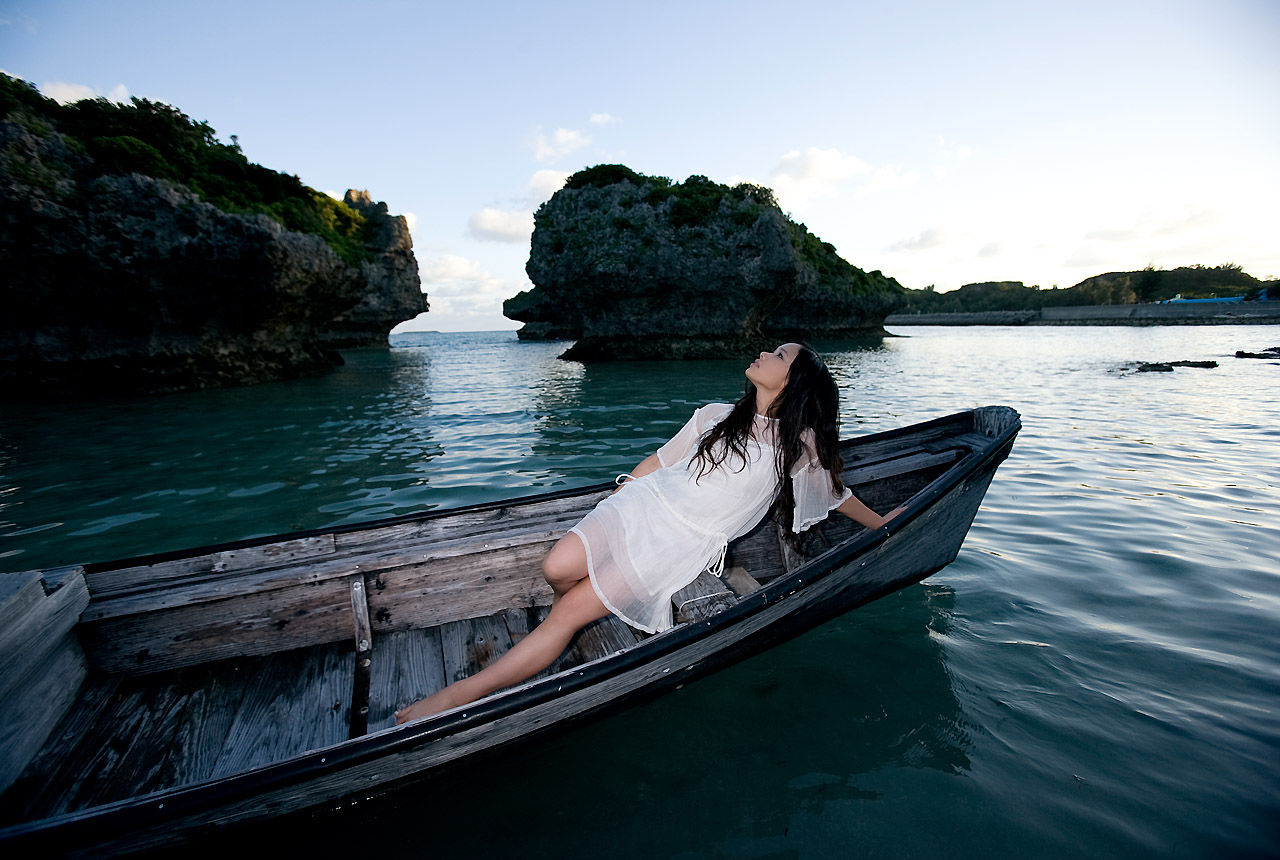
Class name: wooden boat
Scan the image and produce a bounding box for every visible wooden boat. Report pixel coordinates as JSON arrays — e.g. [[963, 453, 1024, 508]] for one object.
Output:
[[0, 406, 1019, 854]]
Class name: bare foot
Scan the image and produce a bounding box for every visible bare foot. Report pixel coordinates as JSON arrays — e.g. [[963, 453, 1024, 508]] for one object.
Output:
[[395, 686, 465, 724]]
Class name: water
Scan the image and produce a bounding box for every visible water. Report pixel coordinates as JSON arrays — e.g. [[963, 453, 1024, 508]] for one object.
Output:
[[2, 326, 1278, 857]]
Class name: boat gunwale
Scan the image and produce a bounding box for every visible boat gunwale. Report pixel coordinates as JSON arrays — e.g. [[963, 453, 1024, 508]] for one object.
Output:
[[0, 406, 1021, 848]]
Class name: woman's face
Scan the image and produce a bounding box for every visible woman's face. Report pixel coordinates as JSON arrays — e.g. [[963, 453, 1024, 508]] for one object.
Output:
[[746, 343, 800, 392]]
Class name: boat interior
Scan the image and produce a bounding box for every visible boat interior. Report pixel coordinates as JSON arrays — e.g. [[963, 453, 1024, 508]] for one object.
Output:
[[0, 412, 991, 826]]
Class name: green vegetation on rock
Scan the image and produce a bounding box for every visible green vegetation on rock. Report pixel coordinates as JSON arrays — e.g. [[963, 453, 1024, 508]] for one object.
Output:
[[0, 73, 371, 264], [509, 164, 903, 360], [1, 73, 424, 394]]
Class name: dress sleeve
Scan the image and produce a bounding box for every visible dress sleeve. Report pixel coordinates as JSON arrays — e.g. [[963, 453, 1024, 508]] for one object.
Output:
[[656, 403, 732, 467], [789, 432, 852, 533]]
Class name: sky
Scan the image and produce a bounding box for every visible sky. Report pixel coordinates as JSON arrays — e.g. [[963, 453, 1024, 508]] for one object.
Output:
[[2, 0, 1277, 332]]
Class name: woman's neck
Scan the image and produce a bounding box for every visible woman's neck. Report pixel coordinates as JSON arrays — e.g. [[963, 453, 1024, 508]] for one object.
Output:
[[754, 387, 780, 416]]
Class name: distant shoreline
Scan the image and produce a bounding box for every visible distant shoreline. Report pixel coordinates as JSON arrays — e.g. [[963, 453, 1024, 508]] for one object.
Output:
[[885, 303, 1280, 326]]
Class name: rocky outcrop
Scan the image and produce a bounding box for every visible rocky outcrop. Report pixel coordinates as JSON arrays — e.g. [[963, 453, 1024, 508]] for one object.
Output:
[[0, 114, 425, 394], [320, 190, 425, 348], [504, 166, 903, 360]]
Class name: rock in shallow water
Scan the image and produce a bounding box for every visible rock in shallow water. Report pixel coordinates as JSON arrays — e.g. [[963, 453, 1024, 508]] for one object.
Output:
[[504, 166, 904, 361]]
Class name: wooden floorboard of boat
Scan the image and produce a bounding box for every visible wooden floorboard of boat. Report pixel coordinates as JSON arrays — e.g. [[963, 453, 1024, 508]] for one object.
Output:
[[0, 672, 121, 824], [440, 614, 514, 686], [367, 627, 447, 733], [149, 662, 253, 791], [209, 643, 352, 779], [10, 640, 359, 820]]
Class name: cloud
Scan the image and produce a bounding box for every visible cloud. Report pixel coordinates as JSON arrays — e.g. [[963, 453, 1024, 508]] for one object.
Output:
[[40, 80, 130, 105], [533, 127, 590, 163], [978, 241, 1003, 258], [467, 207, 534, 243], [402, 212, 417, 233], [419, 254, 507, 297], [766, 147, 871, 207], [886, 227, 949, 253], [858, 164, 920, 196], [1085, 208, 1217, 243], [589, 113, 617, 125], [938, 137, 973, 160], [528, 169, 569, 202]]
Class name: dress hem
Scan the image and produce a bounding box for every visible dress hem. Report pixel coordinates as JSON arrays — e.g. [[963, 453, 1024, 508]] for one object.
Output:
[[570, 525, 665, 635]]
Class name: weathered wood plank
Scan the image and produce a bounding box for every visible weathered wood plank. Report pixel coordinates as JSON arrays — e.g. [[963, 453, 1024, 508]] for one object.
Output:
[[81, 520, 573, 624], [149, 662, 252, 791], [844, 448, 963, 484], [723, 566, 761, 597], [349, 579, 373, 738], [17, 672, 153, 817], [0, 570, 89, 702], [440, 615, 514, 686], [673, 570, 736, 623], [973, 406, 1018, 437], [841, 416, 969, 465], [0, 636, 88, 799], [366, 628, 447, 734], [366, 540, 556, 634], [66, 678, 202, 811], [86, 535, 339, 598], [569, 615, 641, 663], [79, 575, 357, 675], [0, 570, 91, 795], [726, 517, 787, 583], [209, 643, 353, 779], [332, 491, 606, 555], [0, 571, 45, 619], [0, 673, 120, 825]]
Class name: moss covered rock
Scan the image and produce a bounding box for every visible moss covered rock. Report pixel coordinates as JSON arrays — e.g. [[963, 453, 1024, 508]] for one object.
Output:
[[506, 165, 903, 360]]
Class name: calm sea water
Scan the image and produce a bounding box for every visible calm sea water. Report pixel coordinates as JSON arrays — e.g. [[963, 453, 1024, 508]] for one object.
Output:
[[2, 326, 1278, 857]]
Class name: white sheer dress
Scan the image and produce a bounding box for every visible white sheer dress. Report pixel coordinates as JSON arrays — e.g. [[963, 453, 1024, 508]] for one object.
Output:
[[571, 403, 853, 633]]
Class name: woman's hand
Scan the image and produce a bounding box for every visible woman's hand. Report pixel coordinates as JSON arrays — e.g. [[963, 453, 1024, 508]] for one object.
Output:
[[837, 494, 906, 529], [882, 506, 906, 525]]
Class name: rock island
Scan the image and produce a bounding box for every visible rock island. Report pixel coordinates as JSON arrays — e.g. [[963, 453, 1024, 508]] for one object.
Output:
[[505, 165, 903, 360]]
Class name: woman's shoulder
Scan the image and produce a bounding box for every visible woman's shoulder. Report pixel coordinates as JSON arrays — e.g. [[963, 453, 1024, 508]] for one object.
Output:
[[698, 402, 735, 422], [690, 402, 734, 433]]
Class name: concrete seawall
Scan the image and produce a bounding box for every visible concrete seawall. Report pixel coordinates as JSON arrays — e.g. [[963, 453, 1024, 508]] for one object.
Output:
[[885, 303, 1280, 326]]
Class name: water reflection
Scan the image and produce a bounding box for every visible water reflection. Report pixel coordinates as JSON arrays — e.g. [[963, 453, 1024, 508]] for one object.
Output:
[[0, 344, 444, 566]]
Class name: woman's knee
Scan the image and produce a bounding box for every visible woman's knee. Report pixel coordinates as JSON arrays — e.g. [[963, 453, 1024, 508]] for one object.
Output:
[[542, 533, 588, 588]]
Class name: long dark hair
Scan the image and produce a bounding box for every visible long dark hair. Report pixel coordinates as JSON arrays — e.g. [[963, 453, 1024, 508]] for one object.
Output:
[[691, 343, 845, 531]]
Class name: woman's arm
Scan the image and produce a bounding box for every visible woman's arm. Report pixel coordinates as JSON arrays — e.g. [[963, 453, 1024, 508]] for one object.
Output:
[[613, 452, 663, 492], [629, 453, 662, 480], [836, 493, 905, 529]]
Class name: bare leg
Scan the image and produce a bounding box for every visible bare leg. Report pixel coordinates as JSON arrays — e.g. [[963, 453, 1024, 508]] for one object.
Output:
[[395, 534, 606, 724], [542, 531, 590, 603]]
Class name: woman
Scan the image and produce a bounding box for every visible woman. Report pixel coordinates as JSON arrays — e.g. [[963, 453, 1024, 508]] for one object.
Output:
[[395, 343, 899, 724]]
